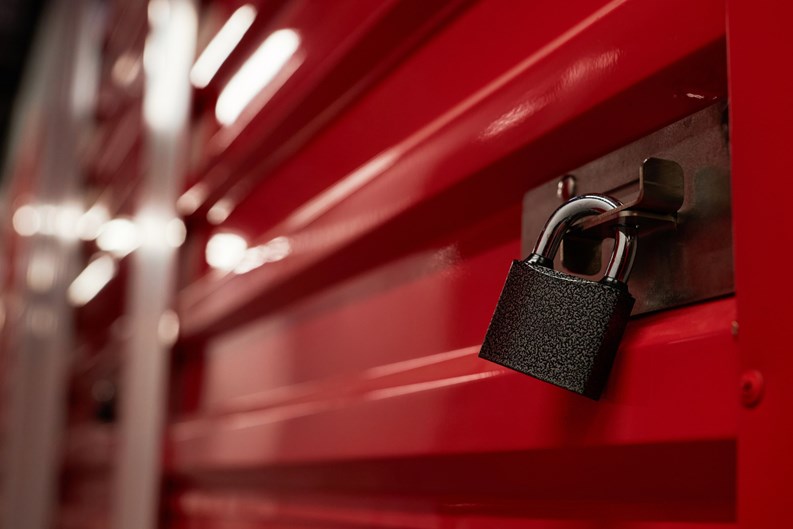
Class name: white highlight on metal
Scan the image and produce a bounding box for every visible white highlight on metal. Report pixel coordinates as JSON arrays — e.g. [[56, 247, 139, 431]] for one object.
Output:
[[365, 371, 502, 401], [206, 197, 234, 224], [205, 233, 291, 274], [97, 218, 140, 257], [12, 205, 40, 236], [54, 204, 83, 241], [233, 236, 291, 274], [165, 218, 187, 247], [76, 203, 110, 240], [215, 28, 299, 126], [143, 0, 197, 133], [284, 149, 399, 231], [13, 203, 83, 240], [67, 254, 117, 306], [176, 182, 207, 215], [190, 4, 256, 89], [205, 232, 248, 271]]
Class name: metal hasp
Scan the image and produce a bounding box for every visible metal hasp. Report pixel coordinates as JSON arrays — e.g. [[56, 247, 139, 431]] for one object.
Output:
[[573, 157, 683, 232], [562, 157, 684, 274], [522, 103, 733, 315]]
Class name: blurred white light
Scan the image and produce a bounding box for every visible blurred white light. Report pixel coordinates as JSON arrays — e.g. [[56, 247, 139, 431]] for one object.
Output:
[[166, 218, 187, 247], [76, 203, 110, 240], [234, 236, 291, 274], [206, 198, 234, 225], [12, 205, 40, 236], [13, 204, 84, 240], [215, 28, 300, 126], [97, 218, 140, 257], [68, 254, 117, 306], [148, 0, 171, 27], [37, 204, 59, 236], [54, 204, 83, 241], [176, 182, 207, 215], [206, 232, 247, 271], [144, 0, 197, 133], [190, 5, 257, 89]]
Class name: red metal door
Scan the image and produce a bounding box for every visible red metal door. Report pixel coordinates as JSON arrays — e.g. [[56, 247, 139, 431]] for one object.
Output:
[[3, 0, 791, 528]]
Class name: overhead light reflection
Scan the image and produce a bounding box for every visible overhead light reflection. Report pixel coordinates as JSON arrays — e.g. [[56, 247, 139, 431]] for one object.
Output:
[[68, 254, 117, 306], [54, 204, 83, 241], [205, 232, 248, 271], [190, 4, 257, 89], [143, 0, 197, 133], [13, 203, 82, 240], [205, 233, 291, 274], [215, 28, 300, 126], [37, 204, 59, 236], [234, 236, 291, 274], [206, 197, 234, 224], [176, 182, 207, 215], [76, 203, 110, 240], [12, 205, 41, 236], [166, 218, 187, 248], [97, 218, 140, 257]]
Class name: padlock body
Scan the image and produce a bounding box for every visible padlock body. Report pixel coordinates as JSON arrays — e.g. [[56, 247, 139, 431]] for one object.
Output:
[[479, 260, 634, 399]]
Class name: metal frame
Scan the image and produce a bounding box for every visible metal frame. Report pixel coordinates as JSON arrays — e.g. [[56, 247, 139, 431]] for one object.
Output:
[[0, 2, 92, 527]]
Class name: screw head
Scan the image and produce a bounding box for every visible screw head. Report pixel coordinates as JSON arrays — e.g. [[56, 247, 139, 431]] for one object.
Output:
[[740, 370, 764, 408], [557, 175, 577, 201]]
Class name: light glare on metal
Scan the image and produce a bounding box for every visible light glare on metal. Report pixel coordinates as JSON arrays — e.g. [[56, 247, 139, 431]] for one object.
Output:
[[143, 0, 197, 133], [76, 204, 110, 240], [190, 4, 257, 88], [12, 205, 40, 236], [234, 236, 292, 274], [206, 198, 234, 224], [97, 218, 140, 257], [166, 218, 187, 247], [176, 183, 207, 215], [67, 254, 117, 306], [215, 28, 300, 126], [206, 232, 248, 271]]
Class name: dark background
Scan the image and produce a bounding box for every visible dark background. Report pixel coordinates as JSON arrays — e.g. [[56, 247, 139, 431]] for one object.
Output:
[[0, 0, 46, 170]]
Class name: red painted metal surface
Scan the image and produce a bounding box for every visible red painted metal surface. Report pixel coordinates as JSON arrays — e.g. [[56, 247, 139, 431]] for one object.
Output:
[[728, 1, 793, 527], [17, 0, 787, 526], [180, 0, 726, 336], [164, 0, 736, 526]]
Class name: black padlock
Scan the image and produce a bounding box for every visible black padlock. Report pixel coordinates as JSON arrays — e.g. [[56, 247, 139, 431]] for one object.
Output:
[[479, 194, 636, 400]]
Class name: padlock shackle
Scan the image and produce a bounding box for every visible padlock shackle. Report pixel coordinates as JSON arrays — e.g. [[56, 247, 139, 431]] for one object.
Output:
[[528, 194, 637, 284]]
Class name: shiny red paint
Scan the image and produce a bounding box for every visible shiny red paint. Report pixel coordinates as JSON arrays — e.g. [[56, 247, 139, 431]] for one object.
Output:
[[728, 1, 793, 527], [164, 0, 737, 527], [180, 0, 726, 336], [39, 0, 791, 526]]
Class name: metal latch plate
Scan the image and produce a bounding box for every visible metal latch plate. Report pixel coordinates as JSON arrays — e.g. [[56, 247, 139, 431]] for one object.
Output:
[[521, 104, 732, 315]]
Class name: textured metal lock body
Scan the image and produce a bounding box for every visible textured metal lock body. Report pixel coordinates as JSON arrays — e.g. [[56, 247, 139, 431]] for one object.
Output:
[[479, 194, 636, 400]]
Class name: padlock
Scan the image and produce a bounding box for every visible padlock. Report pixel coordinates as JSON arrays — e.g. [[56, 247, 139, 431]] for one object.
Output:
[[479, 194, 637, 400]]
